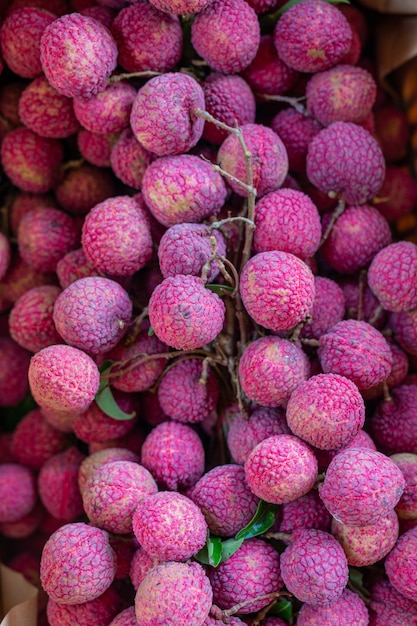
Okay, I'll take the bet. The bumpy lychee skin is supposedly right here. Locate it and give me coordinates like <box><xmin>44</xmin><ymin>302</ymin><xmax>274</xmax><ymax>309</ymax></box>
<box><xmin>53</xmin><ymin>276</ymin><xmax>132</xmax><ymax>355</ymax></box>
<box><xmin>279</xmin><ymin>490</ymin><xmax>331</xmax><ymax>534</ymax></box>
<box><xmin>391</xmin><ymin>453</ymin><xmax>417</xmax><ymax>519</ymax></box>
<box><xmin>306</xmin><ymin>121</ymin><xmax>385</xmax><ymax>205</ymax></box>
<box><xmin>245</xmin><ymin>434</ymin><xmax>318</xmax><ymax>505</ymax></box>
<box><xmin>190</xmin><ymin>464</ymin><xmax>259</xmax><ymax>537</ymax></box>
<box><xmin>297</xmin><ymin>588</ymin><xmax>369</xmax><ymax>626</ymax></box>
<box><xmin>318</xmin><ymin>319</ymin><xmax>393</xmax><ymax>390</ymax></box>
<box><xmin>389</xmin><ymin>309</ymin><xmax>417</xmax><ymax>356</ymax></box>
<box><xmin>1</xmin><ymin>127</ymin><xmax>63</xmax><ymax>193</ymax></box>
<box><xmin>369</xmin><ymin>579</ymin><xmax>417</xmax><ymax>626</ymax></box>
<box><xmin>9</xmin><ymin>191</ymin><xmax>58</xmax><ymax>236</ymax></box>
<box><xmin>306</xmin><ymin>64</ymin><xmax>376</xmax><ymax>126</ymax></box>
<box><xmin>132</xmin><ymin>491</ymin><xmax>207</xmax><ymax>561</ymax></box>
<box><xmin>273</xmin><ymin>0</ymin><xmax>351</xmax><ymax>73</ymax></box>
<box><xmin>321</xmin><ymin>204</ymin><xmax>392</xmax><ymax>274</ymax></box>
<box><xmin>253</xmin><ymin>188</ymin><xmax>321</xmax><ymax>259</ymax></box>
<box><xmin>56</xmin><ymin>248</ymin><xmax>98</xmax><ymax>289</ymax></box>
<box><xmin>372</xmin><ymin>385</ymin><xmax>417</xmax><ymax>455</ymax></box>
<box><xmin>148</xmin><ymin>274</ymin><xmax>225</xmax><ymax>350</ymax></box>
<box><xmin>301</xmin><ymin>276</ymin><xmax>345</xmax><ymax>341</ymax></box>
<box><xmin>40</xmin><ymin>13</ymin><xmax>118</xmax><ymax>98</ymax></box>
<box><xmin>130</xmin><ymin>547</ymin><xmax>161</xmax><ymax>590</ymax></box>
<box><xmin>242</xmin><ymin>34</ymin><xmax>298</xmax><ymax>96</ymax></box>
<box><xmin>111</xmin><ymin>2</ymin><xmax>182</xmax><ymax>73</ymax></box>
<box><xmin>158</xmin><ymin>223</ymin><xmax>226</xmax><ymax>282</ymax></box>
<box><xmin>18</xmin><ymin>207</ymin><xmax>79</xmax><ymax>273</ymax></box>
<box><xmin>73</xmin><ymin>81</ymin><xmax>136</xmax><ymax>134</ymax></box>
<box><xmin>9</xmin><ymin>284</ymin><xmax>62</xmax><ymax>352</ymax></box>
<box><xmin>0</xmin><ymin>336</ymin><xmax>31</xmax><ymax>406</ymax></box>
<box><xmin>11</xmin><ymin>407</ymin><xmax>68</xmax><ymax>470</ymax></box>
<box><xmin>82</xmin><ymin>196</ymin><xmax>152</xmax><ymax>276</ymax></box>
<box><xmin>208</xmin><ymin>538</ymin><xmax>282</xmax><ymax>613</ymax></box>
<box><xmin>368</xmin><ymin>241</ymin><xmax>417</xmax><ymax>313</ymax></box>
<box><xmin>217</xmin><ymin>123</ymin><xmax>288</xmax><ymax>198</ymax></box>
<box><xmin>108</xmin><ymin>606</ymin><xmax>137</xmax><ymax>626</ymax></box>
<box><xmin>377</xmin><ymin>165</ymin><xmax>417</xmax><ymax>223</ymax></box>
<box><xmin>271</xmin><ymin>108</ymin><xmax>322</xmax><ymax>174</ymax></box>
<box><xmin>82</xmin><ymin>460</ymin><xmax>158</xmax><ymax>534</ymax></box>
<box><xmin>77</xmin><ymin>129</ymin><xmax>118</xmax><ymax>168</ymax></box>
<box><xmin>110</xmin><ymin>127</ymin><xmax>155</xmax><ymax>189</ymax></box>
<box><xmin>201</xmin><ymin>73</ymin><xmax>256</xmax><ymax>144</ymax></box>
<box><xmin>72</xmin><ymin>391</ymin><xmax>137</xmax><ymax>443</ymax></box>
<box><xmin>319</xmin><ymin>447</ymin><xmax>405</xmax><ymax>526</ymax></box>
<box><xmin>130</xmin><ymin>72</ymin><xmax>205</xmax><ymax>156</ymax></box>
<box><xmin>0</xmin><ymin>463</ymin><xmax>36</xmax><ymax>523</ymax></box>
<box><xmin>28</xmin><ymin>344</ymin><xmax>100</xmax><ymax>413</ymax></box>
<box><xmin>0</xmin><ymin>7</ymin><xmax>56</xmax><ymax>78</ymax></box>
<box><xmin>227</xmin><ymin>406</ymin><xmax>290</xmax><ymax>465</ymax></box>
<box><xmin>135</xmin><ymin>561</ymin><xmax>212</xmax><ymax>626</ymax></box>
<box><xmin>38</xmin><ymin>446</ymin><xmax>85</xmax><ymax>521</ymax></box>
<box><xmin>374</xmin><ymin>104</ymin><xmax>409</xmax><ymax>164</ymax></box>
<box><xmin>286</xmin><ymin>374</ymin><xmax>365</xmax><ymax>450</ymax></box>
<box><xmin>148</xmin><ymin>0</ymin><xmax>212</xmax><ymax>14</ymax></box>
<box><xmin>331</xmin><ymin>509</ymin><xmax>399</xmax><ymax>567</ymax></box>
<box><xmin>55</xmin><ymin>164</ymin><xmax>117</xmax><ymax>217</ymax></box>
<box><xmin>142</xmin><ymin>154</ymin><xmax>227</xmax><ymax>227</ymax></box>
<box><xmin>239</xmin><ymin>336</ymin><xmax>309</xmax><ymax>407</ymax></box>
<box><xmin>40</xmin><ymin>522</ymin><xmax>117</xmax><ymax>605</ymax></box>
<box><xmin>281</xmin><ymin>528</ymin><xmax>348</xmax><ymax>606</ymax></box>
<box><xmin>341</xmin><ymin>277</ymin><xmax>386</xmax><ymax>329</ymax></box>
<box><xmin>46</xmin><ymin>586</ymin><xmax>121</xmax><ymax>626</ymax></box>
<box><xmin>385</xmin><ymin>527</ymin><xmax>417</xmax><ymax>601</ymax></box>
<box><xmin>191</xmin><ymin>0</ymin><xmax>259</xmax><ymax>74</ymax></box>
<box><xmin>157</xmin><ymin>358</ymin><xmax>219</xmax><ymax>424</ymax></box>
<box><xmin>240</xmin><ymin>251</ymin><xmax>315</xmax><ymax>332</ymax></box>
<box><xmin>78</xmin><ymin>447</ymin><xmax>140</xmax><ymax>495</ymax></box>
<box><xmin>18</xmin><ymin>76</ymin><xmax>80</xmax><ymax>138</ymax></box>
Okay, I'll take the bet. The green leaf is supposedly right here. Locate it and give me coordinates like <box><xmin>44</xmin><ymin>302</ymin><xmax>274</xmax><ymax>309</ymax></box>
<box><xmin>195</xmin><ymin>535</ymin><xmax>223</xmax><ymax>567</ymax></box>
<box><xmin>147</xmin><ymin>325</ymin><xmax>155</xmax><ymax>336</ymax></box>
<box><xmin>267</xmin><ymin>599</ymin><xmax>293</xmax><ymax>621</ymax></box>
<box><xmin>206</xmin><ymin>283</ymin><xmax>234</xmax><ymax>296</ymax></box>
<box><xmin>219</xmin><ymin>537</ymin><xmax>244</xmax><ymax>562</ymax></box>
<box><xmin>95</xmin><ymin>384</ymin><xmax>136</xmax><ymax>421</ymax></box>
<box><xmin>235</xmin><ymin>500</ymin><xmax>279</xmax><ymax>541</ymax></box>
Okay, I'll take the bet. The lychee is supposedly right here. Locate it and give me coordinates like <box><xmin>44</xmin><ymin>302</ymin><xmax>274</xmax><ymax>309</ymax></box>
<box><xmin>0</xmin><ymin>463</ymin><xmax>36</xmax><ymax>522</ymax></box>
<box><xmin>368</xmin><ymin>241</ymin><xmax>417</xmax><ymax>313</ymax></box>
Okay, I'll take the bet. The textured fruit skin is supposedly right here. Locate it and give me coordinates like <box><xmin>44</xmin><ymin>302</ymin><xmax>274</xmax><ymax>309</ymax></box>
<box><xmin>108</xmin><ymin>606</ymin><xmax>138</xmax><ymax>626</ymax></box>
<box><xmin>82</xmin><ymin>460</ymin><xmax>158</xmax><ymax>534</ymax></box>
<box><xmin>46</xmin><ymin>586</ymin><xmax>121</xmax><ymax>626</ymax></box>
<box><xmin>0</xmin><ymin>336</ymin><xmax>31</xmax><ymax>406</ymax></box>
<box><xmin>1</xmin><ymin>253</ymin><xmax>56</xmax><ymax>311</ymax></box>
<box><xmin>273</xmin><ymin>0</ymin><xmax>352</xmax><ymax>73</ymax></box>
<box><xmin>1</xmin><ymin>127</ymin><xmax>63</xmax><ymax>193</ymax></box>
<box><xmin>53</xmin><ymin>276</ymin><xmax>132</xmax><ymax>355</ymax></box>
<box><xmin>389</xmin><ymin>308</ymin><xmax>417</xmax><ymax>355</ymax></box>
<box><xmin>301</xmin><ymin>276</ymin><xmax>345</xmax><ymax>340</ymax></box>
<box><xmin>318</xmin><ymin>319</ymin><xmax>393</xmax><ymax>390</ymax></box>
<box><xmin>374</xmin><ymin>104</ymin><xmax>409</xmax><ymax>163</ymax></box>
<box><xmin>190</xmin><ymin>464</ymin><xmax>259</xmax><ymax>537</ymax></box>
<box><xmin>271</xmin><ymin>108</ymin><xmax>322</xmax><ymax>174</ymax></box>
<box><xmin>11</xmin><ymin>407</ymin><xmax>68</xmax><ymax>470</ymax></box>
<box><xmin>0</xmin><ymin>7</ymin><xmax>56</xmax><ymax>78</ymax></box>
<box><xmin>280</xmin><ymin>528</ymin><xmax>349</xmax><ymax>606</ymax></box>
<box><xmin>0</xmin><ymin>463</ymin><xmax>36</xmax><ymax>522</ymax></box>
<box><xmin>28</xmin><ymin>344</ymin><xmax>100</xmax><ymax>413</ymax></box>
<box><xmin>40</xmin><ymin>13</ymin><xmax>118</xmax><ymax>98</ymax></box>
<box><xmin>341</xmin><ymin>277</ymin><xmax>386</xmax><ymax>329</ymax></box>
<box><xmin>55</xmin><ymin>163</ymin><xmax>117</xmax><ymax>217</ymax></box>
<box><xmin>132</xmin><ymin>491</ymin><xmax>207</xmax><ymax>561</ymax></box>
<box><xmin>18</xmin><ymin>76</ymin><xmax>80</xmax><ymax>138</ymax></box>
<box><xmin>372</xmin><ymin>385</ymin><xmax>417</xmax><ymax>455</ymax></box>
<box><xmin>158</xmin><ymin>223</ymin><xmax>226</xmax><ymax>282</ymax></box>
<box><xmin>242</xmin><ymin>34</ymin><xmax>298</xmax><ymax>96</ymax></box>
<box><xmin>148</xmin><ymin>274</ymin><xmax>225</xmax><ymax>350</ymax></box>
<box><xmin>240</xmin><ymin>251</ymin><xmax>315</xmax><ymax>331</ymax></box>
<box><xmin>227</xmin><ymin>406</ymin><xmax>290</xmax><ymax>465</ymax></box>
<box><xmin>385</xmin><ymin>527</ymin><xmax>417</xmax><ymax>601</ymax></box>
<box><xmin>253</xmin><ymin>188</ymin><xmax>321</xmax><ymax>259</ymax></box>
<box><xmin>297</xmin><ymin>588</ymin><xmax>369</xmax><ymax>625</ymax></box>
<box><xmin>321</xmin><ymin>204</ymin><xmax>392</xmax><ymax>274</ymax></box>
<box><xmin>306</xmin><ymin>121</ymin><xmax>385</xmax><ymax>204</ymax></box>
<box><xmin>130</xmin><ymin>73</ymin><xmax>205</xmax><ymax>156</ymax></box>
<box><xmin>110</xmin><ymin>127</ymin><xmax>155</xmax><ymax>189</ymax></box>
<box><xmin>142</xmin><ymin>154</ymin><xmax>227</xmax><ymax>227</ymax></box>
<box><xmin>18</xmin><ymin>207</ymin><xmax>78</xmax><ymax>273</ymax></box>
<box><xmin>391</xmin><ymin>453</ymin><xmax>417</xmax><ymax>519</ymax></box>
<box><xmin>148</xmin><ymin>0</ymin><xmax>213</xmax><ymax>15</ymax></box>
<box><xmin>369</xmin><ymin>579</ymin><xmax>417</xmax><ymax>625</ymax></box>
<box><xmin>82</xmin><ymin>196</ymin><xmax>153</xmax><ymax>276</ymax></box>
<box><xmin>73</xmin><ymin>81</ymin><xmax>136</xmax><ymax>134</ymax></box>
<box><xmin>207</xmin><ymin>538</ymin><xmax>283</xmax><ymax>613</ymax></box>
<box><xmin>331</xmin><ymin>509</ymin><xmax>399</xmax><ymax>566</ymax></box>
<box><xmin>157</xmin><ymin>358</ymin><xmax>219</xmax><ymax>423</ymax></box>
<box><xmin>191</xmin><ymin>0</ymin><xmax>260</xmax><ymax>74</ymax></box>
<box><xmin>72</xmin><ymin>392</ymin><xmax>137</xmax><ymax>443</ymax></box>
<box><xmin>141</xmin><ymin>421</ymin><xmax>205</xmax><ymax>491</ymax></box>
<box><xmin>77</xmin><ymin>129</ymin><xmax>118</xmax><ymax>168</ymax></box>
<box><xmin>78</xmin><ymin>447</ymin><xmax>140</xmax><ymax>494</ymax></box>
<box><xmin>377</xmin><ymin>165</ymin><xmax>417</xmax><ymax>222</ymax></box>
<box><xmin>319</xmin><ymin>447</ymin><xmax>405</xmax><ymax>526</ymax></box>
<box><xmin>306</xmin><ymin>64</ymin><xmax>376</xmax><ymax>126</ymax></box>
<box><xmin>201</xmin><ymin>73</ymin><xmax>256</xmax><ymax>144</ymax></box>
<box><xmin>111</xmin><ymin>1</ymin><xmax>182</xmax><ymax>73</ymax></box>
<box><xmin>280</xmin><ymin>490</ymin><xmax>331</xmax><ymax>534</ymax></box>
<box><xmin>368</xmin><ymin>241</ymin><xmax>417</xmax><ymax>313</ymax></box>
<box><xmin>38</xmin><ymin>446</ymin><xmax>85</xmax><ymax>521</ymax></box>
<box><xmin>130</xmin><ymin>547</ymin><xmax>161</xmax><ymax>590</ymax></box>
<box><xmin>56</xmin><ymin>248</ymin><xmax>98</xmax><ymax>289</ymax></box>
<box><xmin>217</xmin><ymin>123</ymin><xmax>288</xmax><ymax>198</ymax></box>
<box><xmin>245</xmin><ymin>434</ymin><xmax>318</xmax><ymax>504</ymax></box>
<box><xmin>286</xmin><ymin>373</ymin><xmax>365</xmax><ymax>450</ymax></box>
<box><xmin>239</xmin><ymin>336</ymin><xmax>309</xmax><ymax>406</ymax></box>
<box><xmin>134</xmin><ymin>561</ymin><xmax>212</xmax><ymax>626</ymax></box>
<box><xmin>40</xmin><ymin>522</ymin><xmax>117</xmax><ymax>605</ymax></box>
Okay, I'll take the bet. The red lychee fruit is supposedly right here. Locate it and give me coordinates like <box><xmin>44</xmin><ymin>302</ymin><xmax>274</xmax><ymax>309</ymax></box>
<box><xmin>368</xmin><ymin>241</ymin><xmax>417</xmax><ymax>313</ymax></box>
<box><xmin>110</xmin><ymin>127</ymin><xmax>155</xmax><ymax>189</ymax></box>
<box><xmin>77</xmin><ymin>129</ymin><xmax>119</xmax><ymax>168</ymax></box>
<box><xmin>297</xmin><ymin>588</ymin><xmax>369</xmax><ymax>625</ymax></box>
<box><xmin>369</xmin><ymin>579</ymin><xmax>417</xmax><ymax>625</ymax></box>
<box><xmin>72</xmin><ymin>391</ymin><xmax>138</xmax><ymax>443</ymax></box>
<box><xmin>9</xmin><ymin>191</ymin><xmax>58</xmax><ymax>236</ymax></box>
<box><xmin>73</xmin><ymin>81</ymin><xmax>136</xmax><ymax>134</ymax></box>
<box><xmin>372</xmin><ymin>385</ymin><xmax>417</xmax><ymax>455</ymax></box>
<box><xmin>0</xmin><ymin>463</ymin><xmax>36</xmax><ymax>522</ymax></box>
<box><xmin>108</xmin><ymin>606</ymin><xmax>138</xmax><ymax>626</ymax></box>
<box><xmin>300</xmin><ymin>276</ymin><xmax>345</xmax><ymax>340</ymax></box>
<box><xmin>242</xmin><ymin>34</ymin><xmax>298</xmax><ymax>96</ymax></box>
<box><xmin>38</xmin><ymin>446</ymin><xmax>85</xmax><ymax>521</ymax></box>
<box><xmin>54</xmin><ymin>163</ymin><xmax>117</xmax><ymax>217</ymax></box>
<box><xmin>376</xmin><ymin>165</ymin><xmax>417</xmax><ymax>223</ymax></box>
<box><xmin>46</xmin><ymin>586</ymin><xmax>121</xmax><ymax>626</ymax></box>
<box><xmin>56</xmin><ymin>248</ymin><xmax>98</xmax><ymax>290</ymax></box>
<box><xmin>11</xmin><ymin>407</ymin><xmax>68</xmax><ymax>470</ymax></box>
<box><xmin>279</xmin><ymin>489</ymin><xmax>331</xmax><ymax>534</ymax></box>
<box><xmin>271</xmin><ymin>108</ymin><xmax>322</xmax><ymax>174</ymax></box>
<box><xmin>147</xmin><ymin>0</ymin><xmax>213</xmax><ymax>14</ymax></box>
<box><xmin>374</xmin><ymin>104</ymin><xmax>410</xmax><ymax>163</ymax></box>
<box><xmin>78</xmin><ymin>447</ymin><xmax>140</xmax><ymax>495</ymax></box>
<box><xmin>385</xmin><ymin>527</ymin><xmax>417</xmax><ymax>601</ymax></box>
<box><xmin>0</xmin><ymin>336</ymin><xmax>31</xmax><ymax>406</ymax></box>
<box><xmin>391</xmin><ymin>453</ymin><xmax>417</xmax><ymax>519</ymax></box>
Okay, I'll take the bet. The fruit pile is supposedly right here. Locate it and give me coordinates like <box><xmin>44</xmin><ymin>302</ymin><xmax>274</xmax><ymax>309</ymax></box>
<box><xmin>1</xmin><ymin>0</ymin><xmax>417</xmax><ymax>624</ymax></box>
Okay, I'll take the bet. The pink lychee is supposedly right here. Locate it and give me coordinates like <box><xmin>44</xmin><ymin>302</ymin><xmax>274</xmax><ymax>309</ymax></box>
<box><xmin>38</xmin><ymin>446</ymin><xmax>85</xmax><ymax>521</ymax></box>
<box><xmin>368</xmin><ymin>241</ymin><xmax>417</xmax><ymax>313</ymax></box>
<box><xmin>0</xmin><ymin>463</ymin><xmax>36</xmax><ymax>522</ymax></box>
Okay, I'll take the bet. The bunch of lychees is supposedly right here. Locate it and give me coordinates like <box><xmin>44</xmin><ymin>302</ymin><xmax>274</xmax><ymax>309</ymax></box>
<box><xmin>1</xmin><ymin>0</ymin><xmax>417</xmax><ymax>625</ymax></box>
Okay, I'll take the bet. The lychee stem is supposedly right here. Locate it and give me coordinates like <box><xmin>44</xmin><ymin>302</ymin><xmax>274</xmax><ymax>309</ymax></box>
<box><xmin>382</xmin><ymin>381</ymin><xmax>393</xmax><ymax>403</ymax></box>
<box><xmin>123</xmin><ymin>307</ymin><xmax>149</xmax><ymax>346</ymax></box>
<box><xmin>252</xmin><ymin>597</ymin><xmax>284</xmax><ymax>626</ymax></box>
<box><xmin>200</xmin><ymin>155</ymin><xmax>256</xmax><ymax>197</ymax></box>
<box><xmin>217</xmin><ymin>591</ymin><xmax>285</xmax><ymax>618</ymax></box>
<box><xmin>319</xmin><ymin>198</ymin><xmax>346</xmax><ymax>246</ymax></box>
<box><xmin>109</xmin><ymin>70</ymin><xmax>162</xmax><ymax>83</ymax></box>
<box><xmin>208</xmin><ymin>216</ymin><xmax>255</xmax><ymax>232</ymax></box>
<box><xmin>254</xmin><ymin>92</ymin><xmax>306</xmax><ymax>115</ymax></box>
<box><xmin>368</xmin><ymin>303</ymin><xmax>383</xmax><ymax>327</ymax></box>
<box><xmin>300</xmin><ymin>337</ymin><xmax>319</xmax><ymax>348</ymax></box>
<box><xmin>62</xmin><ymin>157</ymin><xmax>85</xmax><ymax>171</ymax></box>
<box><xmin>264</xmin><ymin>531</ymin><xmax>292</xmax><ymax>543</ymax></box>
<box><xmin>290</xmin><ymin>315</ymin><xmax>312</xmax><ymax>342</ymax></box>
